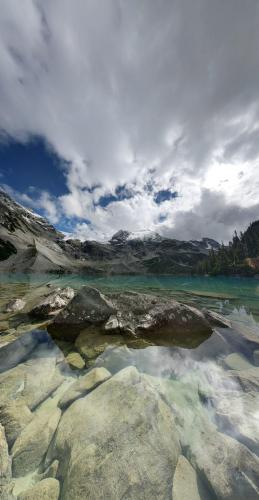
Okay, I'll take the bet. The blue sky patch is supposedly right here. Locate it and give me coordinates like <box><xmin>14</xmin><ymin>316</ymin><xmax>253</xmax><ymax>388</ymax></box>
<box><xmin>154</xmin><ymin>189</ymin><xmax>178</xmax><ymax>204</ymax></box>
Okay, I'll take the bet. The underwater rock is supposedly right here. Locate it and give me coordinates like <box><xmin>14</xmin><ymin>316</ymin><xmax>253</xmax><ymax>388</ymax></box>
<box><xmin>75</xmin><ymin>327</ymin><xmax>127</xmax><ymax>362</ymax></box>
<box><xmin>0</xmin><ymin>332</ymin><xmax>39</xmax><ymax>373</ymax></box>
<box><xmin>12</xmin><ymin>405</ymin><xmax>61</xmax><ymax>477</ymax></box>
<box><xmin>58</xmin><ymin>367</ymin><xmax>111</xmax><ymax>409</ymax></box>
<box><xmin>65</xmin><ymin>351</ymin><xmax>85</xmax><ymax>370</ymax></box>
<box><xmin>229</xmin><ymin>366</ymin><xmax>259</xmax><ymax>392</ymax></box>
<box><xmin>253</xmin><ymin>349</ymin><xmax>259</xmax><ymax>367</ymax></box>
<box><xmin>50</xmin><ymin>366</ymin><xmax>181</xmax><ymax>500</ymax></box>
<box><xmin>37</xmin><ymin>460</ymin><xmax>59</xmax><ymax>480</ymax></box>
<box><xmin>172</xmin><ymin>455</ymin><xmax>202</xmax><ymax>500</ymax></box>
<box><xmin>17</xmin><ymin>478</ymin><xmax>60</xmax><ymax>500</ymax></box>
<box><xmin>224</xmin><ymin>352</ymin><xmax>253</xmax><ymax>371</ymax></box>
<box><xmin>0</xmin><ymin>400</ymin><xmax>33</xmax><ymax>448</ymax></box>
<box><xmin>202</xmin><ymin>309</ymin><xmax>232</xmax><ymax>328</ymax></box>
<box><xmin>29</xmin><ymin>287</ymin><xmax>75</xmax><ymax>318</ymax></box>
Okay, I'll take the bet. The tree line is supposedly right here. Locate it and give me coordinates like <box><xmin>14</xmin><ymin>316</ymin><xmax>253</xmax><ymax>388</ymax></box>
<box><xmin>196</xmin><ymin>220</ymin><xmax>259</xmax><ymax>276</ymax></box>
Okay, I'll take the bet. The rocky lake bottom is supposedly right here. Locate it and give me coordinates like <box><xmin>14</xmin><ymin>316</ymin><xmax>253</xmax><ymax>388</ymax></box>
<box><xmin>0</xmin><ymin>274</ymin><xmax>259</xmax><ymax>499</ymax></box>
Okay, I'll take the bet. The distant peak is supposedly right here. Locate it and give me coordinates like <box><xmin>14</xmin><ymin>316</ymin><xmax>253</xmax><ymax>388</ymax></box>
<box><xmin>110</xmin><ymin>229</ymin><xmax>162</xmax><ymax>243</ymax></box>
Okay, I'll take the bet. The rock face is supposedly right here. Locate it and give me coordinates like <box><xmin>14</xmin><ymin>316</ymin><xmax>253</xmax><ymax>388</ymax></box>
<box><xmin>49</xmin><ymin>287</ymin><xmax>213</xmax><ymax>349</ymax></box>
<box><xmin>29</xmin><ymin>287</ymin><xmax>75</xmax><ymax>318</ymax></box>
<box><xmin>18</xmin><ymin>478</ymin><xmax>60</xmax><ymax>500</ymax></box>
<box><xmin>12</xmin><ymin>404</ymin><xmax>61</xmax><ymax>477</ymax></box>
<box><xmin>50</xmin><ymin>366</ymin><xmax>181</xmax><ymax>500</ymax></box>
<box><xmin>58</xmin><ymin>367</ymin><xmax>111</xmax><ymax>409</ymax></box>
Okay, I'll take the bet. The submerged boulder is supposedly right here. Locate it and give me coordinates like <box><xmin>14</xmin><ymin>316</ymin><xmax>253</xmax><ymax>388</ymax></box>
<box><xmin>172</xmin><ymin>455</ymin><xmax>203</xmax><ymax>500</ymax></box>
<box><xmin>49</xmin><ymin>366</ymin><xmax>181</xmax><ymax>500</ymax></box>
<box><xmin>0</xmin><ymin>424</ymin><xmax>12</xmax><ymax>499</ymax></box>
<box><xmin>0</xmin><ymin>400</ymin><xmax>33</xmax><ymax>448</ymax></box>
<box><xmin>17</xmin><ymin>478</ymin><xmax>60</xmax><ymax>500</ymax></box>
<box><xmin>59</xmin><ymin>367</ymin><xmax>111</xmax><ymax>409</ymax></box>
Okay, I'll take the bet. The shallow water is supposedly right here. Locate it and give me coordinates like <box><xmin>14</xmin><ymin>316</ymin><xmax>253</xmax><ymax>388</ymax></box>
<box><xmin>0</xmin><ymin>274</ymin><xmax>259</xmax><ymax>499</ymax></box>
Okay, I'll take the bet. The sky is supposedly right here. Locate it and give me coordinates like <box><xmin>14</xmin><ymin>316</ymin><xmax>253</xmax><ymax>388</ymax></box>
<box><xmin>0</xmin><ymin>0</ymin><xmax>259</xmax><ymax>242</ymax></box>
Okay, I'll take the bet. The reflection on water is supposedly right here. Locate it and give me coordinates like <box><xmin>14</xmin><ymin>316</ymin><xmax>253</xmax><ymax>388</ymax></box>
<box><xmin>0</xmin><ymin>274</ymin><xmax>259</xmax><ymax>498</ymax></box>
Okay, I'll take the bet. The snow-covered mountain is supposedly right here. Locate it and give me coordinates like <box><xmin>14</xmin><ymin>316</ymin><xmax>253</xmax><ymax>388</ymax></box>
<box><xmin>0</xmin><ymin>190</ymin><xmax>220</xmax><ymax>274</ymax></box>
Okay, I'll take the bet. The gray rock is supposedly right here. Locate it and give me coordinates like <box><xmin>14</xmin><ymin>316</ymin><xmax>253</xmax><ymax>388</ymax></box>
<box><xmin>172</xmin><ymin>455</ymin><xmax>202</xmax><ymax>500</ymax></box>
<box><xmin>49</xmin><ymin>286</ymin><xmax>116</xmax><ymax>340</ymax></box>
<box><xmin>58</xmin><ymin>367</ymin><xmax>111</xmax><ymax>409</ymax></box>
<box><xmin>50</xmin><ymin>366</ymin><xmax>181</xmax><ymax>500</ymax></box>
<box><xmin>4</xmin><ymin>299</ymin><xmax>26</xmax><ymax>313</ymax></box>
<box><xmin>224</xmin><ymin>353</ymin><xmax>253</xmax><ymax>371</ymax></box>
<box><xmin>186</xmin><ymin>417</ymin><xmax>259</xmax><ymax>500</ymax></box>
<box><xmin>12</xmin><ymin>404</ymin><xmax>61</xmax><ymax>477</ymax></box>
<box><xmin>29</xmin><ymin>287</ymin><xmax>75</xmax><ymax>318</ymax></box>
<box><xmin>18</xmin><ymin>478</ymin><xmax>60</xmax><ymax>500</ymax></box>
<box><xmin>0</xmin><ymin>424</ymin><xmax>13</xmax><ymax>499</ymax></box>
<box><xmin>0</xmin><ymin>400</ymin><xmax>33</xmax><ymax>448</ymax></box>
<box><xmin>0</xmin><ymin>354</ymin><xmax>64</xmax><ymax>410</ymax></box>
<box><xmin>202</xmin><ymin>308</ymin><xmax>232</xmax><ymax>328</ymax></box>
<box><xmin>213</xmin><ymin>391</ymin><xmax>259</xmax><ymax>456</ymax></box>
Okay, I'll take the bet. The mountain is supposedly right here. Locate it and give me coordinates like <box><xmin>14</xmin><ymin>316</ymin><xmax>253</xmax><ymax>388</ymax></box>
<box><xmin>0</xmin><ymin>190</ymin><xmax>220</xmax><ymax>274</ymax></box>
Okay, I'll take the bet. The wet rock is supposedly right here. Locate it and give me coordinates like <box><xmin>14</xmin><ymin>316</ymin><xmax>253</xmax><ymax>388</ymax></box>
<box><xmin>186</xmin><ymin>418</ymin><xmax>259</xmax><ymax>500</ymax></box>
<box><xmin>0</xmin><ymin>335</ymin><xmax>65</xmax><ymax>410</ymax></box>
<box><xmin>50</xmin><ymin>366</ymin><xmax>181</xmax><ymax>500</ymax></box>
<box><xmin>224</xmin><ymin>353</ymin><xmax>253</xmax><ymax>371</ymax></box>
<box><xmin>202</xmin><ymin>309</ymin><xmax>232</xmax><ymax>328</ymax></box>
<box><xmin>58</xmin><ymin>367</ymin><xmax>111</xmax><ymax>409</ymax></box>
<box><xmin>29</xmin><ymin>287</ymin><xmax>75</xmax><ymax>318</ymax></box>
<box><xmin>75</xmin><ymin>327</ymin><xmax>126</xmax><ymax>362</ymax></box>
<box><xmin>0</xmin><ymin>400</ymin><xmax>33</xmax><ymax>448</ymax></box>
<box><xmin>65</xmin><ymin>351</ymin><xmax>85</xmax><ymax>370</ymax></box>
<box><xmin>0</xmin><ymin>332</ymin><xmax>39</xmax><ymax>373</ymax></box>
<box><xmin>0</xmin><ymin>424</ymin><xmax>13</xmax><ymax>499</ymax></box>
<box><xmin>17</xmin><ymin>478</ymin><xmax>60</xmax><ymax>500</ymax></box>
<box><xmin>4</xmin><ymin>299</ymin><xmax>26</xmax><ymax>313</ymax></box>
<box><xmin>49</xmin><ymin>286</ymin><xmax>116</xmax><ymax>340</ymax></box>
<box><xmin>12</xmin><ymin>405</ymin><xmax>61</xmax><ymax>477</ymax></box>
<box><xmin>172</xmin><ymin>455</ymin><xmax>202</xmax><ymax>500</ymax></box>
<box><xmin>213</xmin><ymin>391</ymin><xmax>259</xmax><ymax>456</ymax></box>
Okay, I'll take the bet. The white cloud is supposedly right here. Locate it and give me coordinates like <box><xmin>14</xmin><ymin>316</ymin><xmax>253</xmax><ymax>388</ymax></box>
<box><xmin>0</xmin><ymin>0</ymin><xmax>259</xmax><ymax>240</ymax></box>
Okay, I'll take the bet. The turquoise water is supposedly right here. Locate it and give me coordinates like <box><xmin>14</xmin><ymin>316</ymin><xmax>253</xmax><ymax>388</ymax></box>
<box><xmin>1</xmin><ymin>274</ymin><xmax>259</xmax><ymax>498</ymax></box>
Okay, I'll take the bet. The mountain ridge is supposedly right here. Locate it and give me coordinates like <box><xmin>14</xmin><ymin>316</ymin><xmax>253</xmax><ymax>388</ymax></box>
<box><xmin>0</xmin><ymin>190</ymin><xmax>229</xmax><ymax>275</ymax></box>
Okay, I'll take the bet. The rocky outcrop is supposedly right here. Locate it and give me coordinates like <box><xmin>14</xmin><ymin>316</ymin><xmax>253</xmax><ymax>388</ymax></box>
<box><xmin>17</xmin><ymin>478</ymin><xmax>60</xmax><ymax>500</ymax></box>
<box><xmin>49</xmin><ymin>287</ymin><xmax>213</xmax><ymax>350</ymax></box>
<box><xmin>58</xmin><ymin>367</ymin><xmax>111</xmax><ymax>409</ymax></box>
<box><xmin>50</xmin><ymin>366</ymin><xmax>181</xmax><ymax>500</ymax></box>
<box><xmin>29</xmin><ymin>287</ymin><xmax>75</xmax><ymax>318</ymax></box>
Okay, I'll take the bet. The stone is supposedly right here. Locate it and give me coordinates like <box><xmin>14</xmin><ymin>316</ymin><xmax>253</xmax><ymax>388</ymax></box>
<box><xmin>0</xmin><ymin>344</ymin><xmax>64</xmax><ymax>410</ymax></box>
<box><xmin>172</xmin><ymin>455</ymin><xmax>202</xmax><ymax>500</ymax></box>
<box><xmin>50</xmin><ymin>366</ymin><xmax>181</xmax><ymax>499</ymax></box>
<box><xmin>0</xmin><ymin>332</ymin><xmax>39</xmax><ymax>373</ymax></box>
<box><xmin>12</xmin><ymin>405</ymin><xmax>61</xmax><ymax>477</ymax></box>
<box><xmin>230</xmin><ymin>366</ymin><xmax>259</xmax><ymax>392</ymax></box>
<box><xmin>253</xmin><ymin>349</ymin><xmax>259</xmax><ymax>367</ymax></box>
<box><xmin>0</xmin><ymin>424</ymin><xmax>12</xmax><ymax>499</ymax></box>
<box><xmin>213</xmin><ymin>391</ymin><xmax>259</xmax><ymax>456</ymax></box>
<box><xmin>49</xmin><ymin>286</ymin><xmax>116</xmax><ymax>340</ymax></box>
<box><xmin>202</xmin><ymin>308</ymin><xmax>232</xmax><ymax>328</ymax></box>
<box><xmin>224</xmin><ymin>353</ymin><xmax>253</xmax><ymax>371</ymax></box>
<box><xmin>58</xmin><ymin>367</ymin><xmax>111</xmax><ymax>409</ymax></box>
<box><xmin>0</xmin><ymin>400</ymin><xmax>33</xmax><ymax>448</ymax></box>
<box><xmin>4</xmin><ymin>299</ymin><xmax>26</xmax><ymax>313</ymax></box>
<box><xmin>18</xmin><ymin>478</ymin><xmax>60</xmax><ymax>500</ymax></box>
<box><xmin>38</xmin><ymin>460</ymin><xmax>59</xmax><ymax>480</ymax></box>
<box><xmin>0</xmin><ymin>321</ymin><xmax>9</xmax><ymax>332</ymax></box>
<box><xmin>186</xmin><ymin>417</ymin><xmax>259</xmax><ymax>500</ymax></box>
<box><xmin>29</xmin><ymin>287</ymin><xmax>75</xmax><ymax>318</ymax></box>
<box><xmin>65</xmin><ymin>352</ymin><xmax>85</xmax><ymax>370</ymax></box>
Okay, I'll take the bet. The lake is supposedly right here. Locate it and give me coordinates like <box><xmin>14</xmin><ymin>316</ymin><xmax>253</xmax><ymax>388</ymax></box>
<box><xmin>0</xmin><ymin>274</ymin><xmax>259</xmax><ymax>499</ymax></box>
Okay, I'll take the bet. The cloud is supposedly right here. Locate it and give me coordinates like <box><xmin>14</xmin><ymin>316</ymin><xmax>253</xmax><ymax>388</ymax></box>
<box><xmin>0</xmin><ymin>0</ymin><xmax>259</xmax><ymax>240</ymax></box>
